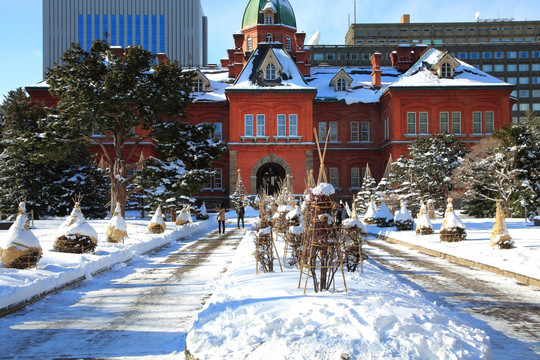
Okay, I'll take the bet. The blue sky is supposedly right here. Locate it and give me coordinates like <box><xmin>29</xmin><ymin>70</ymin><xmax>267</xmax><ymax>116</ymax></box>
<box><xmin>1</xmin><ymin>0</ymin><xmax>539</xmax><ymax>100</ymax></box>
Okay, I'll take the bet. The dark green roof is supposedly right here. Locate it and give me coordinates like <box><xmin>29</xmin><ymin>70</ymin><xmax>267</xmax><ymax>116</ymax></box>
<box><xmin>242</xmin><ymin>0</ymin><xmax>297</xmax><ymax>29</ymax></box>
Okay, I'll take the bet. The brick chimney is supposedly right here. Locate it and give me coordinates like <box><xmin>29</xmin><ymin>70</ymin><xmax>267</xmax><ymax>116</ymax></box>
<box><xmin>370</xmin><ymin>52</ymin><xmax>382</xmax><ymax>89</ymax></box>
<box><xmin>110</xmin><ymin>46</ymin><xmax>125</xmax><ymax>59</ymax></box>
<box><xmin>295</xmin><ymin>32</ymin><xmax>306</xmax><ymax>50</ymax></box>
<box><xmin>156</xmin><ymin>53</ymin><xmax>169</xmax><ymax>64</ymax></box>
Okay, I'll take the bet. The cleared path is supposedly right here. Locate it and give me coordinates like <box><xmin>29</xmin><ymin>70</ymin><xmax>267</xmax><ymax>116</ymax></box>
<box><xmin>365</xmin><ymin>237</ymin><xmax>540</xmax><ymax>360</ymax></box>
<box><xmin>0</xmin><ymin>223</ymin><xmax>246</xmax><ymax>360</ymax></box>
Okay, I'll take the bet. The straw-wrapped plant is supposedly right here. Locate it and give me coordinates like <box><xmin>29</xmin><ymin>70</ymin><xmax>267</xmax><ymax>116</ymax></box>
<box><xmin>284</xmin><ymin>204</ymin><xmax>304</xmax><ymax>266</ymax></box>
<box><xmin>106</xmin><ymin>202</ymin><xmax>128</xmax><ymax>243</ymax></box>
<box><xmin>1</xmin><ymin>202</ymin><xmax>42</xmax><ymax>269</ymax></box>
<box><xmin>362</xmin><ymin>199</ymin><xmax>378</xmax><ymax>225</ymax></box>
<box><xmin>439</xmin><ymin>198</ymin><xmax>467</xmax><ymax>242</ymax></box>
<box><xmin>415</xmin><ymin>201</ymin><xmax>434</xmax><ymax>235</ymax></box>
<box><xmin>176</xmin><ymin>204</ymin><xmax>192</xmax><ymax>226</ymax></box>
<box><xmin>490</xmin><ymin>201</ymin><xmax>514</xmax><ymax>249</ymax></box>
<box><xmin>375</xmin><ymin>201</ymin><xmax>394</xmax><ymax>228</ymax></box>
<box><xmin>54</xmin><ymin>199</ymin><xmax>98</xmax><ymax>253</ymax></box>
<box><xmin>195</xmin><ymin>202</ymin><xmax>209</xmax><ymax>220</ymax></box>
<box><xmin>148</xmin><ymin>205</ymin><xmax>166</xmax><ymax>234</ymax></box>
<box><xmin>341</xmin><ymin>203</ymin><xmax>368</xmax><ymax>272</ymax></box>
<box><xmin>394</xmin><ymin>201</ymin><xmax>414</xmax><ymax>231</ymax></box>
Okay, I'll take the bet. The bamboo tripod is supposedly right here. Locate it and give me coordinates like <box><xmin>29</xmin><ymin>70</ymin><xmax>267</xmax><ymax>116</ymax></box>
<box><xmin>297</xmin><ymin>128</ymin><xmax>347</xmax><ymax>293</ymax></box>
<box><xmin>254</xmin><ymin>195</ymin><xmax>283</xmax><ymax>275</ymax></box>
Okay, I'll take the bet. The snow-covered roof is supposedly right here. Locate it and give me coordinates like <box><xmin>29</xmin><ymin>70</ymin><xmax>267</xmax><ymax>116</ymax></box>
<box><xmin>387</xmin><ymin>48</ymin><xmax>512</xmax><ymax>90</ymax></box>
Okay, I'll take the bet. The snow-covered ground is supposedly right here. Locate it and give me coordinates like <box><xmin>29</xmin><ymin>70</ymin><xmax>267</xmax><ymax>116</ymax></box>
<box><xmin>1</xmin><ymin>208</ymin><xmax>539</xmax><ymax>359</ymax></box>
<box><xmin>367</xmin><ymin>218</ymin><xmax>540</xmax><ymax>281</ymax></box>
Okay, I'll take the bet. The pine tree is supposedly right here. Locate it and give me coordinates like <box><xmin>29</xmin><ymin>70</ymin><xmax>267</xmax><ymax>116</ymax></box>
<box><xmin>390</xmin><ymin>133</ymin><xmax>466</xmax><ymax>213</ymax></box>
<box><xmin>355</xmin><ymin>164</ymin><xmax>376</xmax><ymax>214</ymax></box>
<box><xmin>0</xmin><ymin>88</ymin><xmax>108</xmax><ymax>219</ymax></box>
<box><xmin>45</xmin><ymin>40</ymin><xmax>220</xmax><ymax>216</ymax></box>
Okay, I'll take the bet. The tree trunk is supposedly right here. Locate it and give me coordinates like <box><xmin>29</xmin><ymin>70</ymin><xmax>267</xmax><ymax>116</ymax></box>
<box><xmin>110</xmin><ymin>160</ymin><xmax>128</xmax><ymax>218</ymax></box>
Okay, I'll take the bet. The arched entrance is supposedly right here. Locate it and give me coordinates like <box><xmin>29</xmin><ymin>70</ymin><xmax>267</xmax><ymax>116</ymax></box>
<box><xmin>256</xmin><ymin>162</ymin><xmax>286</xmax><ymax>196</ymax></box>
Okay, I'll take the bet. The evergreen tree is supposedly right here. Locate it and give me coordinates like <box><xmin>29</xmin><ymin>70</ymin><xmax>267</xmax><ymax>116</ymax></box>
<box><xmin>453</xmin><ymin>137</ymin><xmax>522</xmax><ymax>218</ymax></box>
<box><xmin>355</xmin><ymin>164</ymin><xmax>377</xmax><ymax>214</ymax></box>
<box><xmin>0</xmin><ymin>88</ymin><xmax>108</xmax><ymax>219</ymax></box>
<box><xmin>45</xmin><ymin>40</ymin><xmax>217</xmax><ymax>216</ymax></box>
<box><xmin>390</xmin><ymin>133</ymin><xmax>467</xmax><ymax>213</ymax></box>
<box><xmin>136</xmin><ymin>121</ymin><xmax>225</xmax><ymax>208</ymax></box>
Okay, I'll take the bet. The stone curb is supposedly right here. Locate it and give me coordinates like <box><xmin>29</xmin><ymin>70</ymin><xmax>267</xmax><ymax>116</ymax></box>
<box><xmin>373</xmin><ymin>233</ymin><xmax>540</xmax><ymax>289</ymax></box>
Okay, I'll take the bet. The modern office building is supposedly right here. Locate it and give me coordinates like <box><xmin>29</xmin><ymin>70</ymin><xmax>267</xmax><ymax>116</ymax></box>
<box><xmin>312</xmin><ymin>16</ymin><xmax>540</xmax><ymax>122</ymax></box>
<box><xmin>43</xmin><ymin>0</ymin><xmax>207</xmax><ymax>72</ymax></box>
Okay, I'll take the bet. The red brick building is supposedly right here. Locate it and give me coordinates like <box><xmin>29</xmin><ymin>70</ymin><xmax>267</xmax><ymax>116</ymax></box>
<box><xmin>27</xmin><ymin>0</ymin><xmax>515</xmax><ymax>205</ymax></box>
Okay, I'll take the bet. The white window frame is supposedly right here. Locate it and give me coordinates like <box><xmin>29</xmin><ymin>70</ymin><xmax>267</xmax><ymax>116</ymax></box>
<box><xmin>266</xmin><ymin>33</ymin><xmax>273</xmax><ymax>42</ymax></box>
<box><xmin>193</xmin><ymin>78</ymin><xmax>204</xmax><ymax>92</ymax></box>
<box><xmin>256</xmin><ymin>114</ymin><xmax>265</xmax><ymax>136</ymax></box>
<box><xmin>351</xmin><ymin>167</ymin><xmax>360</xmax><ymax>188</ymax></box>
<box><xmin>350</xmin><ymin>121</ymin><xmax>359</xmax><ymax>142</ymax></box>
<box><xmin>419</xmin><ymin>112</ymin><xmax>428</xmax><ymax>134</ymax></box>
<box><xmin>265</xmin><ymin>63</ymin><xmax>276</xmax><ymax>80</ymax></box>
<box><xmin>473</xmin><ymin>112</ymin><xmax>482</xmax><ymax>134</ymax></box>
<box><xmin>286</xmin><ymin>35</ymin><xmax>291</xmax><ymax>51</ymax></box>
<box><xmin>452</xmin><ymin>112</ymin><xmax>462</xmax><ymax>134</ymax></box>
<box><xmin>245</xmin><ymin>114</ymin><xmax>254</xmax><ymax>136</ymax></box>
<box><xmin>336</xmin><ymin>78</ymin><xmax>347</xmax><ymax>92</ymax></box>
<box><xmin>441</xmin><ymin>62</ymin><xmax>452</xmax><ymax>78</ymax></box>
<box><xmin>329</xmin><ymin>167</ymin><xmax>339</xmax><ymax>188</ymax></box>
<box><xmin>407</xmin><ymin>112</ymin><xmax>416</xmax><ymax>134</ymax></box>
<box><xmin>329</xmin><ymin>121</ymin><xmax>338</xmax><ymax>142</ymax></box>
<box><xmin>361</xmin><ymin>121</ymin><xmax>370</xmax><ymax>141</ymax></box>
<box><xmin>318</xmin><ymin>122</ymin><xmax>327</xmax><ymax>140</ymax></box>
<box><xmin>485</xmin><ymin>112</ymin><xmax>494</xmax><ymax>134</ymax></box>
<box><xmin>213</xmin><ymin>168</ymin><xmax>222</xmax><ymax>189</ymax></box>
<box><xmin>289</xmin><ymin>114</ymin><xmax>298</xmax><ymax>136</ymax></box>
<box><xmin>277</xmin><ymin>114</ymin><xmax>286</xmax><ymax>136</ymax></box>
<box><xmin>247</xmin><ymin>35</ymin><xmax>253</xmax><ymax>51</ymax></box>
<box><xmin>440</xmin><ymin>112</ymin><xmax>449</xmax><ymax>133</ymax></box>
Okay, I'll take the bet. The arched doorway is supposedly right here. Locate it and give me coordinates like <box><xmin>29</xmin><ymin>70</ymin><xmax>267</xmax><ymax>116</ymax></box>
<box><xmin>256</xmin><ymin>162</ymin><xmax>286</xmax><ymax>196</ymax></box>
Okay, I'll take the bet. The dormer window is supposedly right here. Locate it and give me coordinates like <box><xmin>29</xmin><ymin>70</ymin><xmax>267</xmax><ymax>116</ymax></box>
<box><xmin>266</xmin><ymin>33</ymin><xmax>273</xmax><ymax>42</ymax></box>
<box><xmin>247</xmin><ymin>35</ymin><xmax>253</xmax><ymax>51</ymax></box>
<box><xmin>441</xmin><ymin>62</ymin><xmax>452</xmax><ymax>78</ymax></box>
<box><xmin>337</xmin><ymin>78</ymin><xmax>347</xmax><ymax>92</ymax></box>
<box><xmin>265</xmin><ymin>14</ymin><xmax>273</xmax><ymax>24</ymax></box>
<box><xmin>330</xmin><ymin>68</ymin><xmax>353</xmax><ymax>92</ymax></box>
<box><xmin>193</xmin><ymin>78</ymin><xmax>204</xmax><ymax>92</ymax></box>
<box><xmin>265</xmin><ymin>63</ymin><xmax>277</xmax><ymax>80</ymax></box>
<box><xmin>286</xmin><ymin>36</ymin><xmax>291</xmax><ymax>51</ymax></box>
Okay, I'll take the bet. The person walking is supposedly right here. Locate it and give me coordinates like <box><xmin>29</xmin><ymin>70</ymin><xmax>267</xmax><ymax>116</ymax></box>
<box><xmin>216</xmin><ymin>203</ymin><xmax>226</xmax><ymax>234</ymax></box>
<box><xmin>236</xmin><ymin>201</ymin><xmax>245</xmax><ymax>229</ymax></box>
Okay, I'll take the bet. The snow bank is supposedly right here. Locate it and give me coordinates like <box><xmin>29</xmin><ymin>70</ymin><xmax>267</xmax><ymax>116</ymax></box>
<box><xmin>0</xmin><ymin>218</ymin><xmax>215</xmax><ymax>310</ymax></box>
<box><xmin>186</xmin><ymin>230</ymin><xmax>491</xmax><ymax>359</ymax></box>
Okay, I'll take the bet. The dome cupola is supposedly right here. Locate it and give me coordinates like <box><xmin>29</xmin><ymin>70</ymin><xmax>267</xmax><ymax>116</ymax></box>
<box><xmin>242</xmin><ymin>0</ymin><xmax>297</xmax><ymax>29</ymax></box>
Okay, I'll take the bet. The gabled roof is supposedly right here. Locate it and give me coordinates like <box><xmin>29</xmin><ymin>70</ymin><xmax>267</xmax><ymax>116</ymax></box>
<box><xmin>228</xmin><ymin>44</ymin><xmax>312</xmax><ymax>91</ymax></box>
<box><xmin>387</xmin><ymin>48</ymin><xmax>513</xmax><ymax>90</ymax></box>
<box><xmin>329</xmin><ymin>68</ymin><xmax>354</xmax><ymax>89</ymax></box>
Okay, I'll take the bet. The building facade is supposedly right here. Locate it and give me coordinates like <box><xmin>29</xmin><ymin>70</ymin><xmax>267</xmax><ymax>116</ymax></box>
<box><xmin>29</xmin><ymin>1</ymin><xmax>515</xmax><ymax>207</ymax></box>
<box><xmin>43</xmin><ymin>0</ymin><xmax>207</xmax><ymax>72</ymax></box>
<box><xmin>312</xmin><ymin>15</ymin><xmax>540</xmax><ymax>122</ymax></box>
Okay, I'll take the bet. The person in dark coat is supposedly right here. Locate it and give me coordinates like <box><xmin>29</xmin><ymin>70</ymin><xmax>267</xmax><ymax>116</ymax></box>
<box><xmin>236</xmin><ymin>201</ymin><xmax>245</xmax><ymax>229</ymax></box>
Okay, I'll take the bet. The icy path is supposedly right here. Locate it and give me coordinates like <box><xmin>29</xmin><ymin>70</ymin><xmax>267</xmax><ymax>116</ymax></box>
<box><xmin>0</xmin><ymin>223</ymin><xmax>245</xmax><ymax>360</ymax></box>
<box><xmin>365</xmin><ymin>237</ymin><xmax>540</xmax><ymax>360</ymax></box>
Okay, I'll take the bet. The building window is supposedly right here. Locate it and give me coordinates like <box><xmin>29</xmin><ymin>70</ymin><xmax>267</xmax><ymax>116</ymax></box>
<box><xmin>469</xmin><ymin>52</ymin><xmax>480</xmax><ymax>59</ymax></box>
<box><xmin>494</xmin><ymin>51</ymin><xmax>504</xmax><ymax>59</ymax></box>
<box><xmin>485</xmin><ymin>112</ymin><xmax>494</xmax><ymax>134</ymax></box>
<box><xmin>277</xmin><ymin>114</ymin><xmax>286</xmax><ymax>136</ymax></box>
<box><xmin>507</xmin><ymin>51</ymin><xmax>517</xmax><ymax>59</ymax></box>
<box><xmin>245</xmin><ymin>114</ymin><xmax>253</xmax><ymax>136</ymax></box>
<box><xmin>473</xmin><ymin>112</ymin><xmax>482</xmax><ymax>133</ymax></box>
<box><xmin>482</xmin><ymin>64</ymin><xmax>493</xmax><ymax>72</ymax></box>
<box><xmin>441</xmin><ymin>63</ymin><xmax>452</xmax><ymax>78</ymax></box>
<box><xmin>266</xmin><ymin>33</ymin><xmax>273</xmax><ymax>42</ymax></box>
<box><xmin>329</xmin><ymin>167</ymin><xmax>338</xmax><ymax>188</ymax></box>
<box><xmin>407</xmin><ymin>112</ymin><xmax>416</xmax><ymax>134</ymax></box>
<box><xmin>329</xmin><ymin>121</ymin><xmax>338</xmax><ymax>142</ymax></box>
<box><xmin>212</xmin><ymin>122</ymin><xmax>222</xmax><ymax>140</ymax></box>
<box><xmin>384</xmin><ymin>117</ymin><xmax>389</xmax><ymax>140</ymax></box>
<box><xmin>440</xmin><ymin>112</ymin><xmax>449</xmax><ymax>133</ymax></box>
<box><xmin>336</xmin><ymin>78</ymin><xmax>347</xmax><ymax>92</ymax></box>
<box><xmin>457</xmin><ymin>52</ymin><xmax>468</xmax><ymax>59</ymax></box>
<box><xmin>286</xmin><ymin>35</ymin><xmax>291</xmax><ymax>51</ymax></box>
<box><xmin>318</xmin><ymin>122</ymin><xmax>327</xmax><ymax>139</ymax></box>
<box><xmin>452</xmin><ymin>112</ymin><xmax>462</xmax><ymax>134</ymax></box>
<box><xmin>193</xmin><ymin>78</ymin><xmax>204</xmax><ymax>92</ymax></box>
<box><xmin>289</xmin><ymin>114</ymin><xmax>298</xmax><ymax>136</ymax></box>
<box><xmin>265</xmin><ymin>63</ymin><xmax>276</xmax><ymax>80</ymax></box>
<box><xmin>482</xmin><ymin>52</ymin><xmax>492</xmax><ymax>59</ymax></box>
<box><xmin>361</xmin><ymin>121</ymin><xmax>370</xmax><ymax>141</ymax></box>
<box><xmin>419</xmin><ymin>112</ymin><xmax>428</xmax><ymax>134</ymax></box>
<box><xmin>350</xmin><ymin>121</ymin><xmax>359</xmax><ymax>142</ymax></box>
<box><xmin>519</xmin><ymin>64</ymin><xmax>529</xmax><ymax>71</ymax></box>
<box><xmin>519</xmin><ymin>51</ymin><xmax>529</xmax><ymax>58</ymax></box>
<box><xmin>247</xmin><ymin>35</ymin><xmax>252</xmax><ymax>51</ymax></box>
<box><xmin>265</xmin><ymin>14</ymin><xmax>273</xmax><ymax>24</ymax></box>
<box><xmin>351</xmin><ymin>167</ymin><xmax>360</xmax><ymax>188</ymax></box>
<box><xmin>313</xmin><ymin>53</ymin><xmax>324</xmax><ymax>61</ymax></box>
<box><xmin>256</xmin><ymin>114</ymin><xmax>265</xmax><ymax>136</ymax></box>
<box><xmin>519</xmin><ymin>77</ymin><xmax>529</xmax><ymax>84</ymax></box>
<box><xmin>325</xmin><ymin>53</ymin><xmax>336</xmax><ymax>61</ymax></box>
<box><xmin>213</xmin><ymin>168</ymin><xmax>222</xmax><ymax>189</ymax></box>
<box><xmin>519</xmin><ymin>90</ymin><xmax>529</xmax><ymax>97</ymax></box>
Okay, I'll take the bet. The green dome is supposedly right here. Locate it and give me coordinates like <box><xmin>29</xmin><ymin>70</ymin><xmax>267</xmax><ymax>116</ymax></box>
<box><xmin>242</xmin><ymin>0</ymin><xmax>297</xmax><ymax>29</ymax></box>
